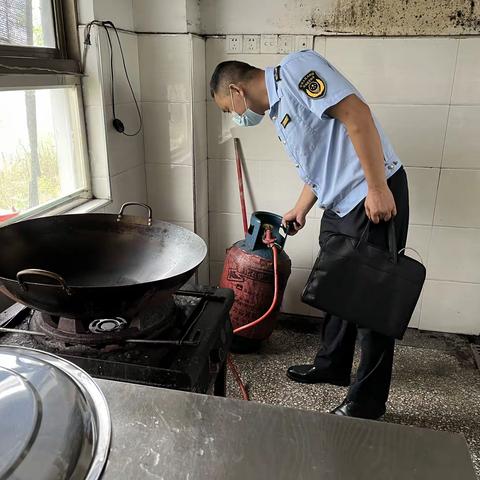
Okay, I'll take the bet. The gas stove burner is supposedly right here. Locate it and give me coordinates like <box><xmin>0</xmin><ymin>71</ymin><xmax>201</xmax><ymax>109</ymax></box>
<box><xmin>27</xmin><ymin>298</ymin><xmax>179</xmax><ymax>349</ymax></box>
<box><xmin>89</xmin><ymin>317</ymin><xmax>127</xmax><ymax>334</ymax></box>
<box><xmin>0</xmin><ymin>286</ymin><xmax>234</xmax><ymax>394</ymax></box>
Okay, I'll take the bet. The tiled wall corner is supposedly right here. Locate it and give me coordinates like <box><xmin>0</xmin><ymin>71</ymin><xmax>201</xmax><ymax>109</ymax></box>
<box><xmin>139</xmin><ymin>33</ymin><xmax>208</xmax><ymax>255</ymax></box>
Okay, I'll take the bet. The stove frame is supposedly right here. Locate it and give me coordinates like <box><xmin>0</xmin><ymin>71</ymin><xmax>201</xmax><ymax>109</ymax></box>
<box><xmin>0</xmin><ymin>286</ymin><xmax>233</xmax><ymax>396</ymax></box>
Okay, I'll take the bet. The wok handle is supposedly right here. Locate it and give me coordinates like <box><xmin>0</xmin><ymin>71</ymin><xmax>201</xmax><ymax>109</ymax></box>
<box><xmin>16</xmin><ymin>269</ymin><xmax>72</xmax><ymax>296</ymax></box>
<box><xmin>117</xmin><ymin>202</ymin><xmax>153</xmax><ymax>226</ymax></box>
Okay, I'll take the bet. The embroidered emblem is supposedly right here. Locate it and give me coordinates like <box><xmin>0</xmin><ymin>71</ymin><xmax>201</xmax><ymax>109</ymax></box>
<box><xmin>298</xmin><ymin>71</ymin><xmax>326</xmax><ymax>99</ymax></box>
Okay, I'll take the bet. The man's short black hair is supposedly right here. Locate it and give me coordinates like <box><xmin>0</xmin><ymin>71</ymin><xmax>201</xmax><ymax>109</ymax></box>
<box><xmin>210</xmin><ymin>61</ymin><xmax>258</xmax><ymax>98</ymax></box>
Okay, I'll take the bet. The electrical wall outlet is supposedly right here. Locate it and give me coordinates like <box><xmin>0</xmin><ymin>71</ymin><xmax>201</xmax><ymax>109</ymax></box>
<box><xmin>225</xmin><ymin>35</ymin><xmax>243</xmax><ymax>53</ymax></box>
<box><xmin>260</xmin><ymin>34</ymin><xmax>278</xmax><ymax>54</ymax></box>
<box><xmin>294</xmin><ymin>35</ymin><xmax>313</xmax><ymax>51</ymax></box>
<box><xmin>277</xmin><ymin>35</ymin><xmax>295</xmax><ymax>54</ymax></box>
<box><xmin>243</xmin><ymin>35</ymin><xmax>260</xmax><ymax>54</ymax></box>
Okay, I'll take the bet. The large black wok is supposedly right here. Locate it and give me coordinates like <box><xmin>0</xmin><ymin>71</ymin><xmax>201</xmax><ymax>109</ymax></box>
<box><xmin>0</xmin><ymin>203</ymin><xmax>207</xmax><ymax>320</ymax></box>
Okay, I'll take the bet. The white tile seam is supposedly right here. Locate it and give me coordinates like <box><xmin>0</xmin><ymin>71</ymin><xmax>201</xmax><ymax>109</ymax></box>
<box><xmin>438</xmin><ymin>39</ymin><xmax>460</xmax><ymax>173</ymax></box>
<box><xmin>188</xmin><ymin>34</ymin><xmax>197</xmax><ymax>236</ymax></box>
<box><xmin>108</xmin><ymin>162</ymin><xmax>145</xmax><ymax>178</ymax></box>
<box><xmin>370</xmin><ymin>103</ymin><xmax>451</xmax><ymax>107</ymax></box>
<box><xmin>145</xmin><ymin>163</ymin><xmax>193</xmax><ymax>168</ymax></box>
<box><xmin>103</xmin><ymin>100</ymin><xmax>142</xmax><ymax>107</ymax></box>
<box><xmin>136</xmin><ymin>32</ymin><xmax>149</xmax><ymax>211</ymax></box>
<box><xmin>140</xmin><ymin>100</ymin><xmax>193</xmax><ymax>105</ymax></box>
<box><xmin>430</xmin><ymin>224</ymin><xmax>480</xmax><ymax>231</ymax></box>
<box><xmin>208</xmin><ymin>159</ymin><xmax>480</xmax><ymax>170</ymax></box>
<box><xmin>424</xmin><ymin>278</ymin><xmax>480</xmax><ymax>286</ymax></box>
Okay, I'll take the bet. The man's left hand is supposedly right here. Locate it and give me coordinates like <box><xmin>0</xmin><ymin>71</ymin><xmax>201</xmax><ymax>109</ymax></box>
<box><xmin>365</xmin><ymin>185</ymin><xmax>397</xmax><ymax>224</ymax></box>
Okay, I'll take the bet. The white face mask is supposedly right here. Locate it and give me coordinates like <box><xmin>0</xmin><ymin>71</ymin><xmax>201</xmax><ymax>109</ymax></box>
<box><xmin>230</xmin><ymin>88</ymin><xmax>264</xmax><ymax>127</ymax></box>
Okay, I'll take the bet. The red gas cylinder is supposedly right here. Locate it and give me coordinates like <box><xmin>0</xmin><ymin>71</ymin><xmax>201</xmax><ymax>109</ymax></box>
<box><xmin>220</xmin><ymin>211</ymin><xmax>291</xmax><ymax>350</ymax></box>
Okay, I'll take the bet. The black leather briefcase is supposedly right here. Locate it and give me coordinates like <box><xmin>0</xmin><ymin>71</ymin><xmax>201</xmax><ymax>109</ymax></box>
<box><xmin>302</xmin><ymin>221</ymin><xmax>426</xmax><ymax>339</ymax></box>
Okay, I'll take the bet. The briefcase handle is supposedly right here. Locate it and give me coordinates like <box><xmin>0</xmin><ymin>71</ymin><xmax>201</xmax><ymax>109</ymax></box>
<box><xmin>356</xmin><ymin>220</ymin><xmax>398</xmax><ymax>264</ymax></box>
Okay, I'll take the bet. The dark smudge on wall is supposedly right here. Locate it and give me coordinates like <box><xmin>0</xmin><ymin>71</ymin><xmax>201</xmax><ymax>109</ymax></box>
<box><xmin>305</xmin><ymin>0</ymin><xmax>480</xmax><ymax>35</ymax></box>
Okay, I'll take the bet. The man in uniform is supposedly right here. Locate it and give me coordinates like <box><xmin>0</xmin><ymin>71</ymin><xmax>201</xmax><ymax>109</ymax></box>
<box><xmin>209</xmin><ymin>49</ymin><xmax>409</xmax><ymax>420</ymax></box>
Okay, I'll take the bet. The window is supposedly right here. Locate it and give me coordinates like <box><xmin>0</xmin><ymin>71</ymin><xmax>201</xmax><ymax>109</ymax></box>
<box><xmin>0</xmin><ymin>0</ymin><xmax>90</xmax><ymax>226</ymax></box>
<box><xmin>0</xmin><ymin>0</ymin><xmax>56</xmax><ymax>48</ymax></box>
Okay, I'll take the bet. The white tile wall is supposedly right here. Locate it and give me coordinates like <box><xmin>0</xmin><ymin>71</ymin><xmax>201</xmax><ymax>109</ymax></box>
<box><xmin>208</xmin><ymin>159</ymin><xmax>260</xmax><ymax>214</ymax></box>
<box><xmin>428</xmin><ymin>227</ymin><xmax>480</xmax><ymax>283</ymax></box>
<box><xmin>420</xmin><ymin>281</ymin><xmax>480</xmax><ymax>335</ymax></box>
<box><xmin>84</xmin><ymin>105</ymin><xmax>109</xmax><ymax>178</ymax></box>
<box><xmin>78</xmin><ymin>0</ymin><xmax>134</xmax><ymax>29</ymax></box>
<box><xmin>194</xmin><ymin>100</ymin><xmax>208</xmax><ymax>162</ymax></box>
<box><xmin>195</xmin><ymin>213</ymin><xmax>210</xmax><ymax>284</ymax></box>
<box><xmin>146</xmin><ymin>164</ymin><xmax>194</xmax><ymax>222</ymax></box>
<box><xmin>99</xmin><ymin>31</ymin><xmax>141</xmax><ymax>106</ymax></box>
<box><xmin>138</xmin><ymin>35</ymin><xmax>192</xmax><ymax>103</ymax></box>
<box><xmin>91</xmin><ymin>176</ymin><xmax>111</xmax><ymax>200</ymax></box>
<box><xmin>443</xmin><ymin>106</ymin><xmax>480</xmax><ymax>169</ymax></box>
<box><xmin>371</xmin><ymin>105</ymin><xmax>448</xmax><ymax>167</ymax></box>
<box><xmin>281</xmin><ymin>268</ymin><xmax>320</xmax><ymax>317</ymax></box>
<box><xmin>143</xmin><ymin>102</ymin><xmax>193</xmax><ymax>165</ymax></box>
<box><xmin>79</xmin><ymin>27</ymin><xmax>105</xmax><ymax>108</ymax></box>
<box><xmin>325</xmin><ymin>37</ymin><xmax>458</xmax><ymax>104</ymax></box>
<box><xmin>253</xmin><ymin>161</ymin><xmax>308</xmax><ymax>214</ymax></box>
<box><xmin>206</xmin><ymin>102</ymin><xmax>289</xmax><ymax>161</ymax></box>
<box><xmin>434</xmin><ymin>169</ymin><xmax>480</xmax><ymax>228</ymax></box>
<box><xmin>195</xmin><ymin>158</ymin><xmax>209</xmax><ymax>220</ymax></box>
<box><xmin>106</xmin><ymin>165</ymin><xmax>147</xmax><ymax>215</ymax></box>
<box><xmin>138</xmin><ymin>33</ymin><xmax>202</xmax><ymax>256</ymax></box>
<box><xmin>193</xmin><ymin>36</ymin><xmax>207</xmax><ymax>102</ymax></box>
<box><xmin>451</xmin><ymin>38</ymin><xmax>480</xmax><ymax>105</ymax></box>
<box><xmin>209</xmin><ymin>212</ymin><xmax>245</xmax><ymax>262</ymax></box>
<box><xmin>406</xmin><ymin>225</ymin><xmax>432</xmax><ymax>265</ymax></box>
<box><xmin>80</xmin><ymin>7</ymin><xmax>147</xmax><ymax>217</ymax></box>
<box><xmin>106</xmin><ymin>103</ymin><xmax>145</xmax><ymax>176</ymax></box>
<box><xmin>313</xmin><ymin>36</ymin><xmax>326</xmax><ymax>55</ymax></box>
<box><xmin>133</xmin><ymin>0</ymin><xmax>188</xmax><ymax>32</ymax></box>
<box><xmin>405</xmin><ymin>167</ymin><xmax>440</xmax><ymax>226</ymax></box>
<box><xmin>186</xmin><ymin>0</ymin><xmax>202</xmax><ymax>34</ymax></box>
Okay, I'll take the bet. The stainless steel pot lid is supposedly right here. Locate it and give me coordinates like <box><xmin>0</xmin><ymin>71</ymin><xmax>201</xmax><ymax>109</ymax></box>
<box><xmin>0</xmin><ymin>346</ymin><xmax>111</xmax><ymax>480</ymax></box>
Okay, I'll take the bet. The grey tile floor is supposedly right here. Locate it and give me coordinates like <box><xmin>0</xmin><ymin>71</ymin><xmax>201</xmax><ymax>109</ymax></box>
<box><xmin>226</xmin><ymin>320</ymin><xmax>480</xmax><ymax>477</ymax></box>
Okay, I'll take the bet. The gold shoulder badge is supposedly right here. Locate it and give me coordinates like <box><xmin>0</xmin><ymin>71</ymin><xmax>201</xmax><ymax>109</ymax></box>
<box><xmin>281</xmin><ymin>114</ymin><xmax>291</xmax><ymax>128</ymax></box>
<box><xmin>298</xmin><ymin>71</ymin><xmax>326</xmax><ymax>99</ymax></box>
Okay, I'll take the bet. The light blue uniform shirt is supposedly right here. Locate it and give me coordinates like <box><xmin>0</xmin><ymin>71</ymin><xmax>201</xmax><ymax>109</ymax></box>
<box><xmin>265</xmin><ymin>50</ymin><xmax>402</xmax><ymax>217</ymax></box>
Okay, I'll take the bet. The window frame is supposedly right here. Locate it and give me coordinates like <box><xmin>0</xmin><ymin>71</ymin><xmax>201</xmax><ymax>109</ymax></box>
<box><xmin>0</xmin><ymin>0</ymin><xmax>95</xmax><ymax>225</ymax></box>
<box><xmin>0</xmin><ymin>0</ymin><xmax>81</xmax><ymax>74</ymax></box>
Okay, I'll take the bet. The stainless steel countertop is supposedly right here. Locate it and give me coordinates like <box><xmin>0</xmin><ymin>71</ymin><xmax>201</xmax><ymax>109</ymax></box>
<box><xmin>97</xmin><ymin>379</ymin><xmax>475</xmax><ymax>480</ymax></box>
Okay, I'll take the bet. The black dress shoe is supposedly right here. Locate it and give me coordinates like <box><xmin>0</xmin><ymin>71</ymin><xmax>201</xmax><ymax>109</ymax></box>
<box><xmin>331</xmin><ymin>400</ymin><xmax>386</xmax><ymax>420</ymax></box>
<box><xmin>286</xmin><ymin>365</ymin><xmax>350</xmax><ymax>386</ymax></box>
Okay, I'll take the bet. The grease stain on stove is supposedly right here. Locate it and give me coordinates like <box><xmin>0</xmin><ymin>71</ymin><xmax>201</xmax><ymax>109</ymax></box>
<box><xmin>306</xmin><ymin>0</ymin><xmax>480</xmax><ymax>35</ymax></box>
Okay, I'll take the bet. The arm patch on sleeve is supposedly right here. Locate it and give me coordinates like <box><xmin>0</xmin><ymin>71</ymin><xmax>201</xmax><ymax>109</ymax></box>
<box><xmin>298</xmin><ymin>71</ymin><xmax>327</xmax><ymax>99</ymax></box>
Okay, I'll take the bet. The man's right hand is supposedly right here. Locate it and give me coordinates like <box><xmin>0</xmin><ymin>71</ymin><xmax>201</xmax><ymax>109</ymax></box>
<box><xmin>282</xmin><ymin>208</ymin><xmax>306</xmax><ymax>235</ymax></box>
